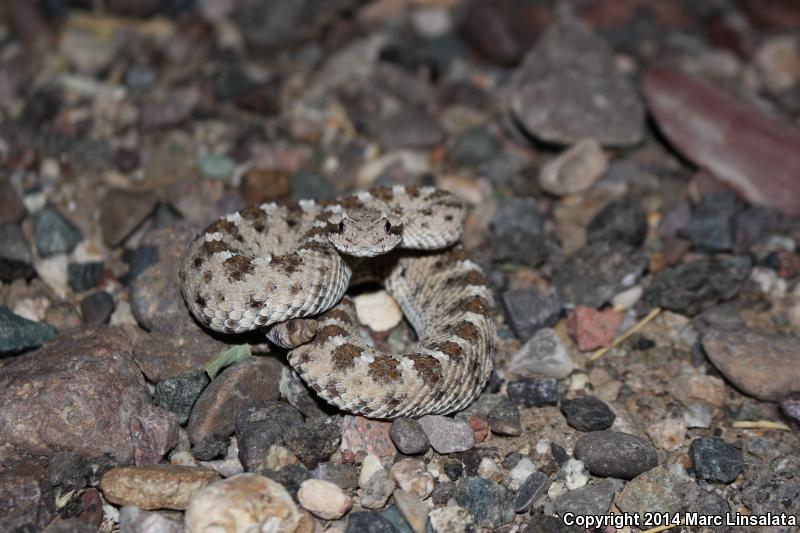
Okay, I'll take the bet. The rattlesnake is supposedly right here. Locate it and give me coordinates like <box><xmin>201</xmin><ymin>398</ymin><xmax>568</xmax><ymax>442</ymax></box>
<box><xmin>179</xmin><ymin>185</ymin><xmax>495</xmax><ymax>418</ymax></box>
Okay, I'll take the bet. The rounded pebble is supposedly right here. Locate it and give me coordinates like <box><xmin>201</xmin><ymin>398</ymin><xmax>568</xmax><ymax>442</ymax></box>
<box><xmin>297</xmin><ymin>478</ymin><xmax>353</xmax><ymax>520</ymax></box>
<box><xmin>573</xmin><ymin>431</ymin><xmax>658</xmax><ymax>480</ymax></box>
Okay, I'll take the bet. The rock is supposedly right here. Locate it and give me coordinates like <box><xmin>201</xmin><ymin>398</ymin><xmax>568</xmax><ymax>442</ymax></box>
<box><xmin>80</xmin><ymin>292</ymin><xmax>115</xmax><ymax>326</ymax></box>
<box><xmin>647</xmin><ymin>418</ymin><xmax>687</xmax><ymax>452</ymax></box>
<box><xmin>390</xmin><ymin>459</ymin><xmax>434</xmax><ymax>499</ymax></box>
<box><xmin>339</xmin><ymin>416</ymin><xmax>397</xmax><ymax>465</ymax></box>
<box><xmin>313</xmin><ymin>462</ymin><xmax>358</xmax><ymax>490</ymax></box>
<box><xmin>507</xmin><ymin>377</ymin><xmax>558</xmax><ymax>407</ymax></box>
<box><xmin>515</xmin><ymin>471</ymin><xmax>550</xmax><ymax>514</ymax></box>
<box><xmin>643</xmin><ymin>66</ymin><xmax>800</xmax><ymax>216</ymax></box>
<box><xmin>0</xmin><ymin>460</ymin><xmax>54</xmax><ymax>532</ymax></box>
<box><xmin>562</xmin><ymin>458</ymin><xmax>590</xmax><ymax>490</ymax></box>
<box><xmin>566</xmin><ymin>306</ymin><xmax>623</xmax><ymax>352</ymax></box>
<box><xmin>347</xmin><ymin>511</ymin><xmax>400</xmax><ymax>533</ymax></box>
<box><xmin>0</xmin><ymin>223</ymin><xmax>34</xmax><ymax>282</ymax></box>
<box><xmin>280</xmin><ymin>368</ymin><xmax>331</xmax><ymax>419</ymax></box>
<box><xmin>671</xmin><ymin>373</ymin><xmax>727</xmax><ymax>409</ymax></box>
<box><xmin>284</xmin><ymin>416</ymin><xmax>342</xmax><ymax>468</ymax></box>
<box><xmin>553</xmin><ymin>241</ymin><xmax>647</xmax><ymax>309</ymax></box>
<box><xmin>118</xmin><ymin>506</ymin><xmax>183</xmax><ymax>533</ymax></box>
<box><xmin>524</xmin><ymin>514</ymin><xmax>584</xmax><ymax>533</ymax></box>
<box><xmin>502</xmin><ymin>289</ymin><xmax>562</xmax><ymax>342</ymax></box>
<box><xmin>99</xmin><ymin>189</ymin><xmax>158</xmax><ymax>247</ymax></box>
<box><xmin>686</xmin><ymin>491</ymin><xmax>731</xmax><ymax>533</ymax></box>
<box><xmin>192</xmin><ymin>437</ymin><xmax>227</xmax><ymax>461</ymax></box>
<box><xmin>375</xmin><ymin>109</ymin><xmax>445</xmax><ymax>150</ymax></box>
<box><xmin>510</xmin><ymin>17</ymin><xmax>644</xmax><ymax>147</ymax></box>
<box><xmin>539</xmin><ymin>139</ymin><xmax>608</xmax><ymax>196</ymax></box>
<box><xmin>292</xmin><ymin>170</ymin><xmax>337</xmax><ymax>201</ymax></box>
<box><xmin>67</xmin><ymin>261</ymin><xmax>104</xmax><ymax>292</ymax></box>
<box><xmin>100</xmin><ymin>465</ymin><xmax>219</xmax><ymax>510</ymax></box>
<box><xmin>361</xmin><ymin>468</ymin><xmax>395</xmax><ymax>509</ymax></box>
<box><xmin>742</xmin><ymin>449</ymin><xmax>800</xmax><ymax>528</ymax></box>
<box><xmin>198</xmin><ymin>154</ymin><xmax>235</xmax><ymax>180</ymax></box>
<box><xmin>0</xmin><ymin>327</ymin><xmax>177</xmax><ymax>462</ymax></box>
<box><xmin>77</xmin><ymin>488</ymin><xmax>103</xmax><ymax>529</ymax></box>
<box><xmin>490</xmin><ymin>197</ymin><xmax>549</xmax><ymax>266</ymax></box>
<box><xmin>265</xmin><ymin>464</ymin><xmax>312</xmax><ymax>500</ymax></box>
<box><xmin>560</xmin><ymin>397</ymin><xmax>615</xmax><ymax>432</ymax></box>
<box><xmin>616</xmin><ymin>464</ymin><xmax>686</xmax><ymax>517</ymax></box>
<box><xmin>188</xmin><ymin>356</ymin><xmax>284</xmax><ymax>445</ymax></box>
<box><xmin>297</xmin><ymin>478</ymin><xmax>352</xmax><ymax>520</ymax></box>
<box><xmin>417</xmin><ymin>415</ymin><xmax>475</xmax><ymax>454</ymax></box>
<box><xmin>392</xmin><ymin>489</ymin><xmax>428</xmax><ymax>533</ymax></box>
<box><xmin>390</xmin><ymin>418</ymin><xmax>430</xmax><ymax>455</ymax></box>
<box><xmin>428</xmin><ymin>504</ymin><xmax>472</xmax><ymax>533</ymax></box>
<box><xmin>486</xmin><ymin>399</ymin><xmax>522</xmax><ymax>436</ymax></box>
<box><xmin>0</xmin><ymin>178</ymin><xmax>25</xmax><ymax>224</ymax></box>
<box><xmin>643</xmin><ymin>256</ymin><xmax>752</xmax><ymax>316</ymax></box>
<box><xmin>133</xmin><ymin>324</ymin><xmax>230</xmax><ymax>383</ymax></box>
<box><xmin>44</xmin><ymin>300</ymin><xmax>82</xmax><ymax>331</ymax></box>
<box><xmin>33</xmin><ymin>205</ymin><xmax>82</xmax><ymax>257</ymax></box>
<box><xmin>0</xmin><ymin>305</ymin><xmax>56</xmax><ymax>354</ymax></box>
<box><xmin>449</xmin><ymin>127</ymin><xmax>500</xmax><ymax>167</ymax></box>
<box><xmin>359</xmin><ymin>455</ymin><xmax>386</xmax><ymax>488</ymax></box>
<box><xmin>689</xmin><ymin>438</ymin><xmax>744</xmax><ymax>484</ymax></box>
<box><xmin>235</xmin><ymin>401</ymin><xmax>305</xmax><ymax>473</ymax></box>
<box><xmin>680</xmin><ymin>192</ymin><xmax>738</xmax><ymax>252</ymax></box>
<box><xmin>239</xmin><ymin>168</ymin><xmax>292</xmax><ymax>205</ymax></box>
<box><xmin>153</xmin><ymin>370</ymin><xmax>210</xmax><ymax>425</ymax></box>
<box><xmin>185</xmin><ymin>473</ymin><xmax>303</xmax><ymax>532</ymax></box>
<box><xmin>574</xmin><ymin>431</ymin><xmax>658</xmax><ymax>480</ymax></box>
<box><xmin>684</xmin><ymin>403</ymin><xmax>713</xmax><ymax>429</ymax></box>
<box><xmin>555</xmin><ymin>479</ymin><xmax>616</xmax><ymax>516</ymax></box>
<box><xmin>453</xmin><ymin>476</ymin><xmax>515</xmax><ymax>529</ymax></box>
<box><xmin>587</xmin><ymin>197</ymin><xmax>647</xmax><ymax>247</ymax></box>
<box><xmin>701</xmin><ymin>327</ymin><xmax>800</xmax><ymax>401</ymax></box>
<box><xmin>354</xmin><ymin>289</ymin><xmax>403</xmax><ymax>332</ymax></box>
<box><xmin>48</xmin><ymin>451</ymin><xmax>87</xmax><ymax>491</ymax></box>
<box><xmin>781</xmin><ymin>391</ymin><xmax>800</xmax><ymax>424</ymax></box>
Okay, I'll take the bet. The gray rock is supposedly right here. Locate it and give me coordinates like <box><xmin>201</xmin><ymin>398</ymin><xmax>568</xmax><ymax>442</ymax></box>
<box><xmin>99</xmin><ymin>189</ymin><xmax>158</xmax><ymax>247</ymax></box>
<box><xmin>347</xmin><ymin>511</ymin><xmax>400</xmax><ymax>533</ymax></box>
<box><xmin>33</xmin><ymin>205</ymin><xmax>83</xmax><ymax>257</ymax></box>
<box><xmin>153</xmin><ymin>370</ymin><xmax>210</xmax><ymax>425</ymax></box>
<box><xmin>0</xmin><ymin>178</ymin><xmax>25</xmax><ymax>224</ymax></box>
<box><xmin>235</xmin><ymin>401</ymin><xmax>305</xmax><ymax>473</ymax></box>
<box><xmin>392</xmin><ymin>489</ymin><xmax>428</xmax><ymax>533</ymax></box>
<box><xmin>508</xmin><ymin>327</ymin><xmax>573</xmax><ymax>379</ymax></box>
<box><xmin>560</xmin><ymin>396</ymin><xmax>615</xmax><ymax>432</ymax></box>
<box><xmin>509</xmin><ymin>16</ymin><xmax>644</xmax><ymax>147</ymax></box>
<box><xmin>313</xmin><ymin>462</ymin><xmax>359</xmax><ymax>490</ymax></box>
<box><xmin>284</xmin><ymin>416</ymin><xmax>342</xmax><ymax>468</ymax></box>
<box><xmin>280</xmin><ymin>368</ymin><xmax>331</xmax><ymax>419</ymax></box>
<box><xmin>524</xmin><ymin>514</ymin><xmax>584</xmax><ymax>533</ymax></box>
<box><xmin>0</xmin><ymin>305</ymin><xmax>56</xmax><ymax>355</ymax></box>
<box><xmin>514</xmin><ymin>471</ymin><xmax>550</xmax><ymax>513</ymax></box>
<box><xmin>0</xmin><ymin>223</ymin><xmax>34</xmax><ymax>282</ymax></box>
<box><xmin>80</xmin><ymin>292</ymin><xmax>115</xmax><ymax>327</ymax></box>
<box><xmin>119</xmin><ymin>505</ymin><xmax>183</xmax><ymax>533</ymax></box>
<box><xmin>390</xmin><ymin>418</ymin><xmax>430</xmax><ymax>455</ymax></box>
<box><xmin>490</xmin><ymin>197</ymin><xmax>550</xmax><ymax>267</ymax></box>
<box><xmin>686</xmin><ymin>491</ymin><xmax>731</xmax><ymax>533</ymax></box>
<box><xmin>680</xmin><ymin>192</ymin><xmax>738</xmax><ymax>252</ymax></box>
<box><xmin>47</xmin><ymin>451</ymin><xmax>87</xmax><ymax>491</ymax></box>
<box><xmin>292</xmin><ymin>170</ymin><xmax>337</xmax><ymax>200</ymax></box>
<box><xmin>0</xmin><ymin>460</ymin><xmax>55</xmax><ymax>532</ymax></box>
<box><xmin>375</xmin><ymin>109</ymin><xmax>445</xmax><ymax>150</ymax></box>
<box><xmin>453</xmin><ymin>476</ymin><xmax>515</xmax><ymax>529</ymax></box>
<box><xmin>379</xmin><ymin>505</ymin><xmax>414</xmax><ymax>533</ymax></box>
<box><xmin>507</xmin><ymin>377</ymin><xmax>558</xmax><ymax>407</ymax></box>
<box><xmin>449</xmin><ymin>127</ymin><xmax>500</xmax><ymax>167</ymax></box>
<box><xmin>555</xmin><ymin>479</ymin><xmax>616</xmax><ymax>516</ymax></box>
<box><xmin>553</xmin><ymin>241</ymin><xmax>647</xmax><ymax>309</ymax></box>
<box><xmin>780</xmin><ymin>392</ymin><xmax>800</xmax><ymax>425</ymax></box>
<box><xmin>486</xmin><ymin>399</ymin><xmax>522</xmax><ymax>437</ymax></box>
<box><xmin>587</xmin><ymin>197</ymin><xmax>647</xmax><ymax>247</ymax></box>
<box><xmin>574</xmin><ymin>431</ymin><xmax>658</xmax><ymax>480</ymax></box>
<box><xmin>615</xmin><ymin>464</ymin><xmax>687</xmax><ymax>516</ymax></box>
<box><xmin>689</xmin><ymin>438</ymin><xmax>743</xmax><ymax>484</ymax></box>
<box><xmin>742</xmin><ymin>449</ymin><xmax>800</xmax><ymax>532</ymax></box>
<box><xmin>417</xmin><ymin>415</ymin><xmax>475</xmax><ymax>454</ymax></box>
<box><xmin>67</xmin><ymin>261</ymin><xmax>104</xmax><ymax>292</ymax></box>
<box><xmin>361</xmin><ymin>469</ymin><xmax>395</xmax><ymax>509</ymax></box>
<box><xmin>502</xmin><ymin>289</ymin><xmax>562</xmax><ymax>342</ymax></box>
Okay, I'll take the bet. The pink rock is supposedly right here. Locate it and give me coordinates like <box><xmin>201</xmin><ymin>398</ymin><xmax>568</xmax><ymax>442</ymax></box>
<box><xmin>567</xmin><ymin>306</ymin><xmax>623</xmax><ymax>352</ymax></box>
<box><xmin>339</xmin><ymin>416</ymin><xmax>396</xmax><ymax>465</ymax></box>
<box><xmin>643</xmin><ymin>66</ymin><xmax>800</xmax><ymax>216</ymax></box>
<box><xmin>467</xmin><ymin>415</ymin><xmax>490</xmax><ymax>443</ymax></box>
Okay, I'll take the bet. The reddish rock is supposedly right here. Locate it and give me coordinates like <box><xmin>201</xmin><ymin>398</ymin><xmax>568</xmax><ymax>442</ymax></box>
<box><xmin>468</xmin><ymin>415</ymin><xmax>490</xmax><ymax>443</ymax></box>
<box><xmin>78</xmin><ymin>488</ymin><xmax>103</xmax><ymax>528</ymax></box>
<box><xmin>0</xmin><ymin>460</ymin><xmax>54</xmax><ymax>532</ymax></box>
<box><xmin>187</xmin><ymin>356</ymin><xmax>284</xmax><ymax>445</ymax></box>
<box><xmin>643</xmin><ymin>66</ymin><xmax>800</xmax><ymax>216</ymax></box>
<box><xmin>239</xmin><ymin>168</ymin><xmax>292</xmax><ymax>205</ymax></box>
<box><xmin>339</xmin><ymin>416</ymin><xmax>397</xmax><ymax>465</ymax></box>
<box><xmin>567</xmin><ymin>306</ymin><xmax>623</xmax><ymax>352</ymax></box>
<box><xmin>0</xmin><ymin>327</ymin><xmax>178</xmax><ymax>463</ymax></box>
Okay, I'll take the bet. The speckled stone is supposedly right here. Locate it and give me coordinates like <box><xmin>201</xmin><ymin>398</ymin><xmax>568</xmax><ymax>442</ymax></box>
<box><xmin>574</xmin><ymin>431</ymin><xmax>658</xmax><ymax>480</ymax></box>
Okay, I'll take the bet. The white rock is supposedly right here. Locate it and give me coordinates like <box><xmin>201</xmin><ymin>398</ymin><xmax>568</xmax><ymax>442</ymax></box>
<box><xmin>119</xmin><ymin>506</ymin><xmax>182</xmax><ymax>533</ymax></box>
<box><xmin>647</xmin><ymin>418</ymin><xmax>687</xmax><ymax>452</ymax></box>
<box><xmin>428</xmin><ymin>505</ymin><xmax>472</xmax><ymax>533</ymax></box>
<box><xmin>509</xmin><ymin>458</ymin><xmax>538</xmax><ymax>491</ymax></box>
<box><xmin>359</xmin><ymin>454</ymin><xmax>385</xmax><ymax>488</ymax></box>
<box><xmin>297</xmin><ymin>479</ymin><xmax>353</xmax><ymax>520</ymax></box>
<box><xmin>612</xmin><ymin>285</ymin><xmax>643</xmax><ymax>310</ymax></box>
<box><xmin>353</xmin><ymin>290</ymin><xmax>403</xmax><ymax>332</ymax></box>
<box><xmin>563</xmin><ymin>459</ymin><xmax>590</xmax><ymax>490</ymax></box>
<box><xmin>684</xmin><ymin>403</ymin><xmax>712</xmax><ymax>429</ymax></box>
<box><xmin>390</xmin><ymin>458</ymin><xmax>434</xmax><ymax>499</ymax></box>
<box><xmin>477</xmin><ymin>457</ymin><xmax>501</xmax><ymax>481</ymax></box>
<box><xmin>539</xmin><ymin>139</ymin><xmax>608</xmax><ymax>196</ymax></box>
<box><xmin>411</xmin><ymin>7</ymin><xmax>452</xmax><ymax>38</ymax></box>
<box><xmin>508</xmin><ymin>328</ymin><xmax>574</xmax><ymax>379</ymax></box>
<box><xmin>393</xmin><ymin>489</ymin><xmax>429</xmax><ymax>533</ymax></box>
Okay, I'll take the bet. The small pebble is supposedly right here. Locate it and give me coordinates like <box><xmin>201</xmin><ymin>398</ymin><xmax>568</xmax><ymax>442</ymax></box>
<box><xmin>506</xmin><ymin>377</ymin><xmax>558</xmax><ymax>408</ymax></box>
<box><xmin>453</xmin><ymin>476</ymin><xmax>515</xmax><ymax>529</ymax></box>
<box><xmin>554</xmin><ymin>479</ymin><xmax>616</xmax><ymax>516</ymax></box>
<box><xmin>361</xmin><ymin>468</ymin><xmax>395</xmax><ymax>509</ymax></box>
<box><xmin>689</xmin><ymin>437</ymin><xmax>744</xmax><ymax>484</ymax></box>
<box><xmin>615</xmin><ymin>464</ymin><xmax>685</xmax><ymax>516</ymax></box>
<box><xmin>390</xmin><ymin>458</ymin><xmax>434</xmax><ymax>499</ymax></box>
<box><xmin>574</xmin><ymin>431</ymin><xmax>658</xmax><ymax>480</ymax></box>
<box><xmin>390</xmin><ymin>418</ymin><xmax>430</xmax><ymax>455</ymax></box>
<box><xmin>647</xmin><ymin>418</ymin><xmax>687</xmax><ymax>452</ymax></box>
<box><xmin>154</xmin><ymin>370</ymin><xmax>210</xmax><ymax>425</ymax></box>
<box><xmin>502</xmin><ymin>288</ymin><xmax>561</xmax><ymax>342</ymax></box>
<box><xmin>539</xmin><ymin>138</ymin><xmax>608</xmax><ymax>196</ymax></box>
<box><xmin>353</xmin><ymin>290</ymin><xmax>403</xmax><ymax>332</ymax></box>
<box><xmin>347</xmin><ymin>511</ymin><xmax>398</xmax><ymax>533</ymax></box>
<box><xmin>428</xmin><ymin>505</ymin><xmax>472</xmax><ymax>533</ymax></box>
<box><xmin>780</xmin><ymin>391</ymin><xmax>800</xmax><ymax>424</ymax></box>
<box><xmin>560</xmin><ymin>396</ymin><xmax>615</xmax><ymax>432</ymax></box>
<box><xmin>118</xmin><ymin>506</ymin><xmax>183</xmax><ymax>533</ymax></box>
<box><xmin>417</xmin><ymin>415</ymin><xmax>475</xmax><ymax>454</ymax></box>
<box><xmin>67</xmin><ymin>261</ymin><xmax>104</xmax><ymax>292</ymax></box>
<box><xmin>486</xmin><ymin>399</ymin><xmax>522</xmax><ymax>436</ymax></box>
<box><xmin>100</xmin><ymin>465</ymin><xmax>219</xmax><ymax>510</ymax></box>
<box><xmin>0</xmin><ymin>223</ymin><xmax>34</xmax><ymax>282</ymax></box>
<box><xmin>684</xmin><ymin>403</ymin><xmax>713</xmax><ymax>429</ymax></box>
<box><xmin>508</xmin><ymin>327</ymin><xmax>573</xmax><ymax>379</ymax></box>
<box><xmin>33</xmin><ymin>205</ymin><xmax>82</xmax><ymax>257</ymax></box>
<box><xmin>392</xmin><ymin>489</ymin><xmax>428</xmax><ymax>533</ymax></box>
<box><xmin>80</xmin><ymin>292</ymin><xmax>115</xmax><ymax>326</ymax></box>
<box><xmin>312</xmin><ymin>462</ymin><xmax>359</xmax><ymax>490</ymax></box>
<box><xmin>567</xmin><ymin>306</ymin><xmax>624</xmax><ymax>352</ymax></box>
<box><xmin>514</xmin><ymin>471</ymin><xmax>549</xmax><ymax>513</ymax></box>
<box><xmin>508</xmin><ymin>458</ymin><xmax>537</xmax><ymax>491</ymax></box>
<box><xmin>0</xmin><ymin>305</ymin><xmax>56</xmax><ymax>354</ymax></box>
<box><xmin>562</xmin><ymin>458</ymin><xmax>590</xmax><ymax>490</ymax></box>
<box><xmin>297</xmin><ymin>478</ymin><xmax>353</xmax><ymax>520</ymax></box>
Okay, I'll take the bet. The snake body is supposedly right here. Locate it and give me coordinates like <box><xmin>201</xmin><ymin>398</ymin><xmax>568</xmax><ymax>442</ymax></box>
<box><xmin>179</xmin><ymin>185</ymin><xmax>495</xmax><ymax>418</ymax></box>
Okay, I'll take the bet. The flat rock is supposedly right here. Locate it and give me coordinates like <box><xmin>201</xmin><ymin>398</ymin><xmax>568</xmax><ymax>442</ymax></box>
<box><xmin>0</xmin><ymin>305</ymin><xmax>56</xmax><ymax>354</ymax></box>
<box><xmin>615</xmin><ymin>464</ymin><xmax>686</xmax><ymax>516</ymax></box>
<box><xmin>514</xmin><ymin>471</ymin><xmax>549</xmax><ymax>513</ymax></box>
<box><xmin>339</xmin><ymin>416</ymin><xmax>397</xmax><ymax>465</ymax></box>
<box><xmin>689</xmin><ymin>437</ymin><xmax>744</xmax><ymax>484</ymax></box>
<box><xmin>742</xmin><ymin>449</ymin><xmax>800</xmax><ymax>528</ymax></box>
<box><xmin>507</xmin><ymin>377</ymin><xmax>558</xmax><ymax>407</ymax></box>
<box><xmin>153</xmin><ymin>369</ymin><xmax>210</xmax><ymax>425</ymax></box>
<box><xmin>235</xmin><ymin>401</ymin><xmax>305</xmax><ymax>473</ymax></box>
<box><xmin>502</xmin><ymin>289</ymin><xmax>562</xmax><ymax>343</ymax></box>
<box><xmin>510</xmin><ymin>17</ymin><xmax>644</xmax><ymax>147</ymax></box>
<box><xmin>0</xmin><ymin>460</ymin><xmax>55</xmax><ymax>532</ymax></box>
<box><xmin>539</xmin><ymin>139</ymin><xmax>608</xmax><ymax>196</ymax></box>
<box><xmin>417</xmin><ymin>415</ymin><xmax>475</xmax><ymax>454</ymax></box>
<box><xmin>188</xmin><ymin>356</ymin><xmax>284</xmax><ymax>444</ymax></box>
<box><xmin>33</xmin><ymin>205</ymin><xmax>82</xmax><ymax>257</ymax></box>
<box><xmin>555</xmin><ymin>479</ymin><xmax>616</xmax><ymax>516</ymax></box>
<box><xmin>297</xmin><ymin>478</ymin><xmax>352</xmax><ymax>520</ymax></box>
<box><xmin>560</xmin><ymin>396</ymin><xmax>615</xmax><ymax>432</ymax></box>
<box><xmin>101</xmin><ymin>465</ymin><xmax>219</xmax><ymax>510</ymax></box>
<box><xmin>453</xmin><ymin>476</ymin><xmax>515</xmax><ymax>529</ymax></box>
<box><xmin>574</xmin><ymin>431</ymin><xmax>658</xmax><ymax>480</ymax></box>
<box><xmin>99</xmin><ymin>188</ymin><xmax>158</xmax><ymax>247</ymax></box>
<box><xmin>0</xmin><ymin>327</ymin><xmax>177</xmax><ymax>463</ymax></box>
<box><xmin>347</xmin><ymin>511</ymin><xmax>400</xmax><ymax>533</ymax></box>
<box><xmin>702</xmin><ymin>326</ymin><xmax>800</xmax><ymax>401</ymax></box>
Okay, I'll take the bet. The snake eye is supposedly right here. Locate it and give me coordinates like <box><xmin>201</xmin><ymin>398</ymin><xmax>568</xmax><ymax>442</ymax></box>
<box><xmin>338</xmin><ymin>220</ymin><xmax>345</xmax><ymax>233</ymax></box>
<box><xmin>384</xmin><ymin>220</ymin><xmax>391</xmax><ymax>232</ymax></box>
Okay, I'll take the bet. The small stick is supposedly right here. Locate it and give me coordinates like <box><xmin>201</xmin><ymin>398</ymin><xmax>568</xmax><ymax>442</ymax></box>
<box><xmin>641</xmin><ymin>523</ymin><xmax>681</xmax><ymax>533</ymax></box>
<box><xmin>732</xmin><ymin>420</ymin><xmax>792</xmax><ymax>431</ymax></box>
<box><xmin>589</xmin><ymin>307</ymin><xmax>662</xmax><ymax>362</ymax></box>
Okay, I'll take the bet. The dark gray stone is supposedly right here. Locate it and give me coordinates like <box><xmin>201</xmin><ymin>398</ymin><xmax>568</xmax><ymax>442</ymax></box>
<box><xmin>347</xmin><ymin>511</ymin><xmax>400</xmax><ymax>533</ymax></box>
<box><xmin>560</xmin><ymin>396</ymin><xmax>615</xmax><ymax>432</ymax></box>
<box><xmin>292</xmin><ymin>170</ymin><xmax>337</xmax><ymax>201</ymax></box>
<box><xmin>514</xmin><ymin>471</ymin><xmax>550</xmax><ymax>513</ymax></box>
<box><xmin>33</xmin><ymin>205</ymin><xmax>82</xmax><ymax>257</ymax></box>
<box><xmin>487</xmin><ymin>399</ymin><xmax>522</xmax><ymax>437</ymax></box>
<box><xmin>264</xmin><ymin>463</ymin><xmax>311</xmax><ymax>499</ymax></box>
<box><xmin>375</xmin><ymin>109</ymin><xmax>445</xmax><ymax>150</ymax></box>
<box><xmin>742</xmin><ymin>448</ymin><xmax>800</xmax><ymax>531</ymax></box>
<box><xmin>154</xmin><ymin>369</ymin><xmax>210</xmax><ymax>425</ymax></box>
<box><xmin>502</xmin><ymin>288</ymin><xmax>561</xmax><ymax>341</ymax></box>
<box><xmin>67</xmin><ymin>261</ymin><xmax>104</xmax><ymax>292</ymax></box>
<box><xmin>283</xmin><ymin>416</ymin><xmax>342</xmax><ymax>468</ymax></box>
<box><xmin>574</xmin><ymin>431</ymin><xmax>658</xmax><ymax>480</ymax></box>
<box><xmin>80</xmin><ymin>292</ymin><xmax>115</xmax><ymax>327</ymax></box>
<box><xmin>390</xmin><ymin>418</ymin><xmax>430</xmax><ymax>455</ymax></box>
<box><xmin>553</xmin><ymin>241</ymin><xmax>647</xmax><ymax>309</ymax></box>
<box><xmin>490</xmin><ymin>197</ymin><xmax>550</xmax><ymax>267</ymax></box>
<box><xmin>523</xmin><ymin>514</ymin><xmax>584</xmax><ymax>533</ymax></box>
<box><xmin>235</xmin><ymin>401</ymin><xmax>305</xmax><ymax>473</ymax></box>
<box><xmin>47</xmin><ymin>452</ymin><xmax>87</xmax><ymax>491</ymax></box>
<box><xmin>449</xmin><ymin>127</ymin><xmax>500</xmax><ymax>167</ymax></box>
<box><xmin>689</xmin><ymin>438</ymin><xmax>743</xmax><ymax>484</ymax></box>
<box><xmin>680</xmin><ymin>192</ymin><xmax>738</xmax><ymax>252</ymax></box>
<box><xmin>555</xmin><ymin>480</ymin><xmax>616</xmax><ymax>517</ymax></box>
<box><xmin>312</xmin><ymin>462</ymin><xmax>359</xmax><ymax>490</ymax></box>
<box><xmin>379</xmin><ymin>505</ymin><xmax>414</xmax><ymax>533</ymax></box>
<box><xmin>588</xmin><ymin>197</ymin><xmax>647</xmax><ymax>247</ymax></box>
<box><xmin>0</xmin><ymin>305</ymin><xmax>56</xmax><ymax>355</ymax></box>
<box><xmin>453</xmin><ymin>476</ymin><xmax>515</xmax><ymax>529</ymax></box>
<box><xmin>0</xmin><ymin>223</ymin><xmax>34</xmax><ymax>282</ymax></box>
<box><xmin>687</xmin><ymin>491</ymin><xmax>731</xmax><ymax>533</ymax></box>
<box><xmin>781</xmin><ymin>392</ymin><xmax>800</xmax><ymax>425</ymax></box>
<box><xmin>192</xmin><ymin>436</ymin><xmax>228</xmax><ymax>461</ymax></box>
<box><xmin>507</xmin><ymin>377</ymin><xmax>558</xmax><ymax>408</ymax></box>
<box><xmin>642</xmin><ymin>256</ymin><xmax>752</xmax><ymax>316</ymax></box>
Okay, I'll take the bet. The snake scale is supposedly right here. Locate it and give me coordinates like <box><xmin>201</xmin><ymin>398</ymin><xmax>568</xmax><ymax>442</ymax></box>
<box><xmin>179</xmin><ymin>185</ymin><xmax>495</xmax><ymax>418</ymax></box>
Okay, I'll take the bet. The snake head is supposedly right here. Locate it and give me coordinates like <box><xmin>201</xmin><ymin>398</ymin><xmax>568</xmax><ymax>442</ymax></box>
<box><xmin>329</xmin><ymin>208</ymin><xmax>403</xmax><ymax>257</ymax></box>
